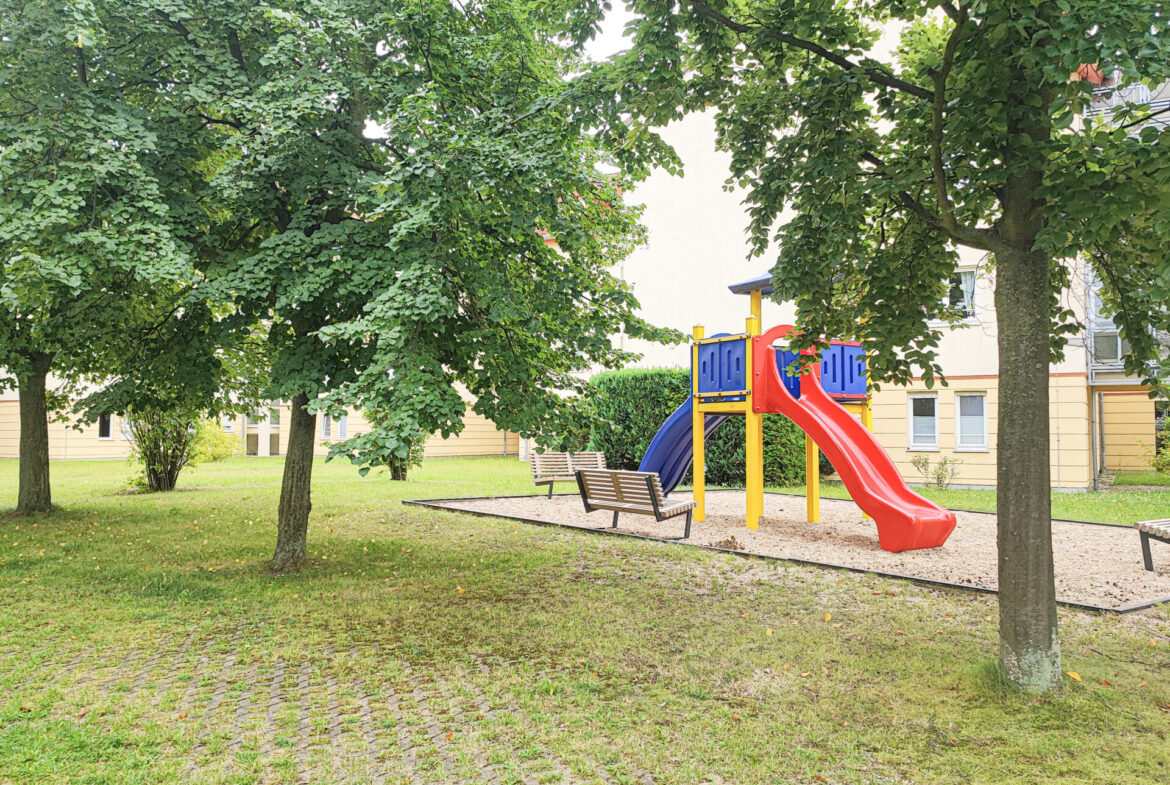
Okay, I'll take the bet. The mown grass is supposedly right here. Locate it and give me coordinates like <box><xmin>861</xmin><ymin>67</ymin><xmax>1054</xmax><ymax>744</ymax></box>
<box><xmin>1113</xmin><ymin>471</ymin><xmax>1170</xmax><ymax>488</ymax></box>
<box><xmin>0</xmin><ymin>456</ymin><xmax>1168</xmax><ymax>784</ymax></box>
<box><xmin>772</xmin><ymin>479</ymin><xmax>1170</xmax><ymax>525</ymax></box>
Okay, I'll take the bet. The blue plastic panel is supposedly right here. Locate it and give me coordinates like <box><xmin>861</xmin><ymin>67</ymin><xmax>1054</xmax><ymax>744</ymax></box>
<box><xmin>777</xmin><ymin>349</ymin><xmax>803</xmax><ymax>400</ymax></box>
<box><xmin>841</xmin><ymin>344</ymin><xmax>868</xmax><ymax>396</ymax></box>
<box><xmin>776</xmin><ymin>343</ymin><xmax>867</xmax><ymax>400</ymax></box>
<box><xmin>696</xmin><ymin>338</ymin><xmax>747</xmax><ymax>395</ymax></box>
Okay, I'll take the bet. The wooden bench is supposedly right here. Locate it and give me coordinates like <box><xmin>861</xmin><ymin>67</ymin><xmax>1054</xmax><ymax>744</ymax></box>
<box><xmin>574</xmin><ymin>468</ymin><xmax>695</xmax><ymax>539</ymax></box>
<box><xmin>1136</xmin><ymin>518</ymin><xmax>1170</xmax><ymax>571</ymax></box>
<box><xmin>531</xmin><ymin>451</ymin><xmax>606</xmax><ymax>497</ymax></box>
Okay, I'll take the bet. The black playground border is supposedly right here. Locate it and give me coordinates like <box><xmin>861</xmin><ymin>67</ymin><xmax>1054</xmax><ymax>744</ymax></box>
<box><xmin>402</xmin><ymin>491</ymin><xmax>1170</xmax><ymax>615</ymax></box>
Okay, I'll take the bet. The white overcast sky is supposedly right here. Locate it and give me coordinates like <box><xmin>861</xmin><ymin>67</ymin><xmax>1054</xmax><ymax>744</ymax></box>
<box><xmin>583</xmin><ymin>4</ymin><xmax>635</xmax><ymax>62</ymax></box>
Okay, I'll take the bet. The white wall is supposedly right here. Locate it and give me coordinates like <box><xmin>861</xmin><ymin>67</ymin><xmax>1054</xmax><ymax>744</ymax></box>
<box><xmin>617</xmin><ymin>112</ymin><xmax>797</xmax><ymax>369</ymax></box>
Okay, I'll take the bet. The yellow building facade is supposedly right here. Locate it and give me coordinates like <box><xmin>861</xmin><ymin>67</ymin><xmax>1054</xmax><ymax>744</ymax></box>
<box><xmin>0</xmin><ymin>387</ymin><xmax>519</xmax><ymax>462</ymax></box>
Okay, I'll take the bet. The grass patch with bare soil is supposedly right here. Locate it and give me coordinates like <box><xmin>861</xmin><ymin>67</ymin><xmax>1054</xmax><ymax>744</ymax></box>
<box><xmin>0</xmin><ymin>457</ymin><xmax>1168</xmax><ymax>784</ymax></box>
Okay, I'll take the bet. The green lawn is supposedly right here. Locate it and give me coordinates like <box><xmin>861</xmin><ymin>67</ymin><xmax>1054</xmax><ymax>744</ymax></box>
<box><xmin>1</xmin><ymin>456</ymin><xmax>1168</xmax><ymax>784</ymax></box>
<box><xmin>1112</xmin><ymin>471</ymin><xmax>1170</xmax><ymax>488</ymax></box>
<box><xmin>773</xmin><ymin>480</ymin><xmax>1170</xmax><ymax>525</ymax></box>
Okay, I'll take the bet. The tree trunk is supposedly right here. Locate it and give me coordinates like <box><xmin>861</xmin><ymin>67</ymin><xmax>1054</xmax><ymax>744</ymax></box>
<box><xmin>16</xmin><ymin>353</ymin><xmax>54</xmax><ymax>515</ymax></box>
<box><xmin>994</xmin><ymin>242</ymin><xmax>1061</xmax><ymax>692</ymax></box>
<box><xmin>271</xmin><ymin>393</ymin><xmax>316</xmax><ymax>572</ymax></box>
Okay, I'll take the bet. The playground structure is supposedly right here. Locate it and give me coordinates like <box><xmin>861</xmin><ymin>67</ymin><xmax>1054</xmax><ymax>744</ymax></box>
<box><xmin>639</xmin><ymin>274</ymin><xmax>957</xmax><ymax>552</ymax></box>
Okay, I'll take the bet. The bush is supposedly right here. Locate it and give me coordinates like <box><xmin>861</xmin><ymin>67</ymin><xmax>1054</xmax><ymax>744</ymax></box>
<box><xmin>192</xmin><ymin>420</ymin><xmax>241</xmax><ymax>463</ymax></box>
<box><xmin>1152</xmin><ymin>432</ymin><xmax>1170</xmax><ymax>474</ymax></box>
<box><xmin>588</xmin><ymin>368</ymin><xmax>812</xmax><ymax>487</ymax></box>
<box><xmin>127</xmin><ymin>414</ymin><xmax>241</xmax><ymax>492</ymax></box>
<box><xmin>910</xmin><ymin>454</ymin><xmax>962</xmax><ymax>489</ymax></box>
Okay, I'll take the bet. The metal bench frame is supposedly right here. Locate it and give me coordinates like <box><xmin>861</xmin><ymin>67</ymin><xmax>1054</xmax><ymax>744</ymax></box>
<box><xmin>574</xmin><ymin>468</ymin><xmax>694</xmax><ymax>539</ymax></box>
<box><xmin>1136</xmin><ymin>518</ymin><xmax>1170</xmax><ymax>571</ymax></box>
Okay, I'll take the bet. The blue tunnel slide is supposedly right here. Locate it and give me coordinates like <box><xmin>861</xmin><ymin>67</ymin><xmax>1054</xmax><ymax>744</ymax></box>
<box><xmin>638</xmin><ymin>398</ymin><xmax>733</xmax><ymax>495</ymax></box>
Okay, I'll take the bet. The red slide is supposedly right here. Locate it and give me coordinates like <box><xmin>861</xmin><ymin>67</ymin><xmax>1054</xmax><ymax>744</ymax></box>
<box><xmin>753</xmin><ymin>326</ymin><xmax>956</xmax><ymax>552</ymax></box>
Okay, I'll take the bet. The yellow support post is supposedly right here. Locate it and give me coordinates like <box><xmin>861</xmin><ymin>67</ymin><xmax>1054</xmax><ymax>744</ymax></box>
<box><xmin>745</xmin><ymin>314</ymin><xmax>763</xmax><ymax>530</ymax></box>
<box><xmin>860</xmin><ymin>400</ymin><xmax>873</xmax><ymax>520</ymax></box>
<box><xmin>691</xmin><ymin>325</ymin><xmax>705</xmax><ymax>522</ymax></box>
<box><xmin>805</xmin><ymin>435</ymin><xmax>820</xmax><ymax>523</ymax></box>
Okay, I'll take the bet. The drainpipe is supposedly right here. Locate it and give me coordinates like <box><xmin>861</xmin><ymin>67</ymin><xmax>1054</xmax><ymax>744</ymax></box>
<box><xmin>1089</xmin><ymin>388</ymin><xmax>1100</xmax><ymax>491</ymax></box>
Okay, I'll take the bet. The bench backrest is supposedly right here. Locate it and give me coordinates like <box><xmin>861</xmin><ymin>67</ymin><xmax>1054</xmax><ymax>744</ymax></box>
<box><xmin>569</xmin><ymin>451</ymin><xmax>606</xmax><ymax>471</ymax></box>
<box><xmin>576</xmin><ymin>469</ymin><xmax>666</xmax><ymax>510</ymax></box>
<box><xmin>531</xmin><ymin>451</ymin><xmax>572</xmax><ymax>479</ymax></box>
<box><xmin>531</xmin><ymin>451</ymin><xmax>607</xmax><ymax>478</ymax></box>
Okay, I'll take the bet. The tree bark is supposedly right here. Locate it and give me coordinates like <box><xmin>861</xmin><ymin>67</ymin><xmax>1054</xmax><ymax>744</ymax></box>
<box><xmin>271</xmin><ymin>393</ymin><xmax>316</xmax><ymax>572</ymax></box>
<box><xmin>994</xmin><ymin>240</ymin><xmax>1061</xmax><ymax>692</ymax></box>
<box><xmin>15</xmin><ymin>353</ymin><xmax>54</xmax><ymax>515</ymax></box>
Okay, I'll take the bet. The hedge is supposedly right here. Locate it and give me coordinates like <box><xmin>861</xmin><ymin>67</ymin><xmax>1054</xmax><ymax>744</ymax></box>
<box><xmin>588</xmin><ymin>368</ymin><xmax>828</xmax><ymax>487</ymax></box>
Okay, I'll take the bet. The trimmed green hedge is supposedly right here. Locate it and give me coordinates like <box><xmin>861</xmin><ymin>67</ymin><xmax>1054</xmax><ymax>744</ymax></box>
<box><xmin>588</xmin><ymin>368</ymin><xmax>820</xmax><ymax>487</ymax></box>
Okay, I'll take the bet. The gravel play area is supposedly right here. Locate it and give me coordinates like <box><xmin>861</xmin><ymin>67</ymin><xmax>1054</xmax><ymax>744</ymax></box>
<box><xmin>414</xmin><ymin>490</ymin><xmax>1170</xmax><ymax>612</ymax></box>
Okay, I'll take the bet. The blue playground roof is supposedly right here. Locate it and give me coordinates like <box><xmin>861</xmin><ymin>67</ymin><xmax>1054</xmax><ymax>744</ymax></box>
<box><xmin>728</xmin><ymin>273</ymin><xmax>773</xmax><ymax>295</ymax></box>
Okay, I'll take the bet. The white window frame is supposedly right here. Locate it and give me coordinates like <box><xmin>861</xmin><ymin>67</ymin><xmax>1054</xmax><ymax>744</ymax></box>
<box><xmin>97</xmin><ymin>414</ymin><xmax>113</xmax><ymax>440</ymax></box>
<box><xmin>222</xmin><ymin>415</ymin><xmax>234</xmax><ymax>433</ymax></box>
<box><xmin>907</xmin><ymin>393</ymin><xmax>939</xmax><ymax>451</ymax></box>
<box><xmin>338</xmin><ymin>415</ymin><xmax>347</xmax><ymax>439</ymax></box>
<box><xmin>954</xmin><ymin>392</ymin><xmax>988</xmax><ymax>452</ymax></box>
<box><xmin>322</xmin><ymin>415</ymin><xmax>332</xmax><ymax>439</ymax></box>
<box><xmin>120</xmin><ymin>417</ymin><xmax>134</xmax><ymax>441</ymax></box>
<box><xmin>930</xmin><ymin>268</ymin><xmax>978</xmax><ymax>325</ymax></box>
<box><xmin>945</xmin><ymin>269</ymin><xmax>977</xmax><ymax>320</ymax></box>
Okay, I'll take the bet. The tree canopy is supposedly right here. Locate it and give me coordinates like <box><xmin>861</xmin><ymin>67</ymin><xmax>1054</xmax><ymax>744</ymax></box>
<box><xmin>590</xmin><ymin>0</ymin><xmax>1170</xmax><ymax>691</ymax></box>
<box><xmin>106</xmin><ymin>0</ymin><xmax>676</xmax><ymax>569</ymax></box>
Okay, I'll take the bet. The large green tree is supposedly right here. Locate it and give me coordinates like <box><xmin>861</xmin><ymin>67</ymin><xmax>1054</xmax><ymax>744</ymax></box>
<box><xmin>594</xmin><ymin>1</ymin><xmax>1170</xmax><ymax>691</ymax></box>
<box><xmin>149</xmin><ymin>0</ymin><xmax>672</xmax><ymax>571</ymax></box>
<box><xmin>0</xmin><ymin>0</ymin><xmax>204</xmax><ymax>514</ymax></box>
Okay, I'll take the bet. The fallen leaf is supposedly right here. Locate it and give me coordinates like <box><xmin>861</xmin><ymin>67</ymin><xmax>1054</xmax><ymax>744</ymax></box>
<box><xmin>782</xmin><ymin>663</ymin><xmax>792</xmax><ymax>670</ymax></box>
<box><xmin>77</xmin><ymin>710</ymin><xmax>86</xmax><ymax>718</ymax></box>
<box><xmin>1066</xmin><ymin>671</ymin><xmax>1082</xmax><ymax>682</ymax></box>
<box><xmin>1099</xmin><ymin>679</ymin><xmax>1112</xmax><ymax>686</ymax></box>
<box><xmin>823</xmin><ymin>613</ymin><xmax>832</xmax><ymax>622</ymax></box>
<box><xmin>445</xmin><ymin>732</ymin><xmax>454</xmax><ymax>739</ymax></box>
<box><xmin>1139</xmin><ymin>679</ymin><xmax>1148</xmax><ymax>687</ymax></box>
<box><xmin>456</xmin><ymin>587</ymin><xmax>465</xmax><ymax>594</ymax></box>
<box><xmin>765</xmin><ymin>628</ymin><xmax>773</xmax><ymax>636</ymax></box>
<box><xmin>177</xmin><ymin>712</ymin><xmax>188</xmax><ymax>720</ymax></box>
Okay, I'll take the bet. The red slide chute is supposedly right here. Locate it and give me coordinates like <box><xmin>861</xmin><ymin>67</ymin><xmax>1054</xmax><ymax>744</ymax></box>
<box><xmin>753</xmin><ymin>325</ymin><xmax>956</xmax><ymax>552</ymax></box>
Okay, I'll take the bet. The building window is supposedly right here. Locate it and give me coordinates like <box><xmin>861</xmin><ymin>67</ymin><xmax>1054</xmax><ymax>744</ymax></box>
<box><xmin>247</xmin><ymin>412</ymin><xmax>262</xmax><ymax>426</ymax></box>
<box><xmin>1092</xmin><ymin>331</ymin><xmax>1130</xmax><ymax>363</ymax></box>
<box><xmin>322</xmin><ymin>415</ymin><xmax>331</xmax><ymax>439</ymax></box>
<box><xmin>956</xmin><ymin>393</ymin><xmax>988</xmax><ymax>450</ymax></box>
<box><xmin>908</xmin><ymin>394</ymin><xmax>938</xmax><ymax>450</ymax></box>
<box><xmin>269</xmin><ymin>408</ymin><xmax>280</xmax><ymax>427</ymax></box>
<box><xmin>222</xmin><ymin>415</ymin><xmax>234</xmax><ymax>432</ymax></box>
<box><xmin>943</xmin><ymin>270</ymin><xmax>976</xmax><ymax>319</ymax></box>
<box><xmin>1087</xmin><ymin>272</ymin><xmax>1130</xmax><ymax>365</ymax></box>
<box><xmin>338</xmin><ymin>415</ymin><xmax>347</xmax><ymax>439</ymax></box>
<box><xmin>120</xmin><ymin>417</ymin><xmax>134</xmax><ymax>440</ymax></box>
<box><xmin>98</xmin><ymin>414</ymin><xmax>112</xmax><ymax>440</ymax></box>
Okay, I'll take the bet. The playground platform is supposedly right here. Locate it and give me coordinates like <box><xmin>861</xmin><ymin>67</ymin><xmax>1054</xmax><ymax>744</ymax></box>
<box><xmin>406</xmin><ymin>490</ymin><xmax>1170</xmax><ymax>613</ymax></box>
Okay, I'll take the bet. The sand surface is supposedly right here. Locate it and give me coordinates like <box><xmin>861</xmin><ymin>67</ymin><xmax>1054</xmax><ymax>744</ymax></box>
<box><xmin>422</xmin><ymin>490</ymin><xmax>1170</xmax><ymax>611</ymax></box>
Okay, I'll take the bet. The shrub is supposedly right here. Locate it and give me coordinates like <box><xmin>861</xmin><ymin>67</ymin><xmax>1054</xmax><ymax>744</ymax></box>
<box><xmin>127</xmin><ymin>413</ymin><xmax>242</xmax><ymax>493</ymax></box>
<box><xmin>910</xmin><ymin>453</ymin><xmax>962</xmax><ymax>489</ymax></box>
<box><xmin>192</xmin><ymin>420</ymin><xmax>241</xmax><ymax>463</ymax></box>
<box><xmin>589</xmin><ymin>369</ymin><xmax>691</xmax><ymax>469</ymax></box>
<box><xmin>1152</xmin><ymin>432</ymin><xmax>1170</xmax><ymax>474</ymax></box>
<box><xmin>588</xmin><ymin>368</ymin><xmax>812</xmax><ymax>487</ymax></box>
